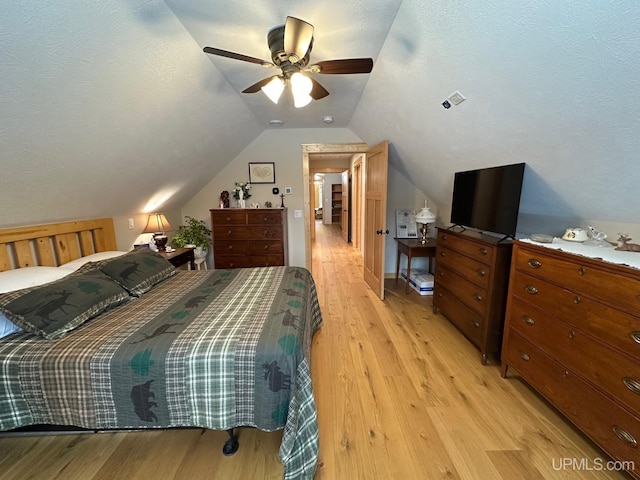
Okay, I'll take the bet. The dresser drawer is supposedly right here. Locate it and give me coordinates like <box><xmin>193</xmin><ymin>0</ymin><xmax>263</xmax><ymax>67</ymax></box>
<box><xmin>213</xmin><ymin>225</ymin><xmax>283</xmax><ymax>240</ymax></box>
<box><xmin>511</xmin><ymin>271</ymin><xmax>640</xmax><ymax>358</ymax></box>
<box><xmin>513</xmin><ymin>246</ymin><xmax>640</xmax><ymax>313</ymax></box>
<box><xmin>438</xmin><ymin>231</ymin><xmax>495</xmax><ymax>265</ymax></box>
<box><xmin>211</xmin><ymin>210</ymin><xmax>246</xmax><ymax>225</ymax></box>
<box><xmin>434</xmin><ymin>284</ymin><xmax>484</xmax><ymax>346</ymax></box>
<box><xmin>435</xmin><ymin>264</ymin><xmax>488</xmax><ymax>317</ymax></box>
<box><xmin>247</xmin><ymin>210</ymin><xmax>283</xmax><ymax>225</ymax></box>
<box><xmin>436</xmin><ymin>246</ymin><xmax>491</xmax><ymax>290</ymax></box>
<box><xmin>504</xmin><ymin>332</ymin><xmax>640</xmax><ymax>470</ymax></box>
<box><xmin>214</xmin><ymin>240</ymin><xmax>283</xmax><ymax>255</ymax></box>
<box><xmin>214</xmin><ymin>254</ymin><xmax>284</xmax><ymax>269</ymax></box>
<box><xmin>508</xmin><ymin>298</ymin><xmax>640</xmax><ymax>415</ymax></box>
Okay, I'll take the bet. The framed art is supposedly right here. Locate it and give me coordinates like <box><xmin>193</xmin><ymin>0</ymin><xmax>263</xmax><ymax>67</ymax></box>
<box><xmin>248</xmin><ymin>162</ymin><xmax>276</xmax><ymax>184</ymax></box>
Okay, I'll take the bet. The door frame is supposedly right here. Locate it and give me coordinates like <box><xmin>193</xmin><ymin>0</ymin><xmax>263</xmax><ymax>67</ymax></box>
<box><xmin>302</xmin><ymin>143</ymin><xmax>368</xmax><ymax>272</ymax></box>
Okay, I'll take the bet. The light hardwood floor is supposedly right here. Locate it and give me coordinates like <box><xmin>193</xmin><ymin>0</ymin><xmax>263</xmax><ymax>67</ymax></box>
<box><xmin>0</xmin><ymin>223</ymin><xmax>631</xmax><ymax>479</ymax></box>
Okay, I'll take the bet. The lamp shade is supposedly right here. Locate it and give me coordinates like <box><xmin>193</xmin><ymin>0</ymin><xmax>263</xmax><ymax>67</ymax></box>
<box><xmin>290</xmin><ymin>72</ymin><xmax>313</xmax><ymax>108</ymax></box>
<box><xmin>261</xmin><ymin>76</ymin><xmax>285</xmax><ymax>104</ymax></box>
<box><xmin>143</xmin><ymin>213</ymin><xmax>172</xmax><ymax>234</ymax></box>
<box><xmin>414</xmin><ymin>207</ymin><xmax>436</xmax><ymax>224</ymax></box>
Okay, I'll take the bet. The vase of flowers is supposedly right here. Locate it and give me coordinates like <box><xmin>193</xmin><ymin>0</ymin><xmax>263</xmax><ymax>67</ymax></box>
<box><xmin>233</xmin><ymin>182</ymin><xmax>251</xmax><ymax>208</ymax></box>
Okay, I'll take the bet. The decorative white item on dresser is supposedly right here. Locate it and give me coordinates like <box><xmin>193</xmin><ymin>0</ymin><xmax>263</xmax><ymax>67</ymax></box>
<box><xmin>502</xmin><ymin>240</ymin><xmax>640</xmax><ymax>479</ymax></box>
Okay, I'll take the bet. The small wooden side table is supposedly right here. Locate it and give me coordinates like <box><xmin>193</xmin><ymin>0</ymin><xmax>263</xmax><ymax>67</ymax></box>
<box><xmin>158</xmin><ymin>247</ymin><xmax>195</xmax><ymax>270</ymax></box>
<box><xmin>395</xmin><ymin>237</ymin><xmax>437</xmax><ymax>294</ymax></box>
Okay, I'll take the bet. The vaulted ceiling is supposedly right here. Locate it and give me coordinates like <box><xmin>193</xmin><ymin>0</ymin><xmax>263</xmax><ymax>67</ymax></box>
<box><xmin>1</xmin><ymin>1</ymin><xmax>639</xmax><ymax>233</ymax></box>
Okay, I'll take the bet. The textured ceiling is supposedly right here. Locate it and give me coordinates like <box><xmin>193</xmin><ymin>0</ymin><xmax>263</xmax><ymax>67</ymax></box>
<box><xmin>1</xmin><ymin>1</ymin><xmax>639</xmax><ymax>234</ymax></box>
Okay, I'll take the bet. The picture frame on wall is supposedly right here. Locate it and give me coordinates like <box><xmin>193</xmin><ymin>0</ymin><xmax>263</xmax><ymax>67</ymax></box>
<box><xmin>248</xmin><ymin>162</ymin><xmax>276</xmax><ymax>184</ymax></box>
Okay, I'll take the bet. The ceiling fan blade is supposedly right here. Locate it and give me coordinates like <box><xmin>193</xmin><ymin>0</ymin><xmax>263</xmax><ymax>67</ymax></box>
<box><xmin>203</xmin><ymin>46</ymin><xmax>272</xmax><ymax>66</ymax></box>
<box><xmin>309</xmin><ymin>78</ymin><xmax>329</xmax><ymax>100</ymax></box>
<box><xmin>284</xmin><ymin>16</ymin><xmax>314</xmax><ymax>61</ymax></box>
<box><xmin>311</xmin><ymin>58</ymin><xmax>374</xmax><ymax>74</ymax></box>
<box><xmin>242</xmin><ymin>77</ymin><xmax>276</xmax><ymax>94</ymax></box>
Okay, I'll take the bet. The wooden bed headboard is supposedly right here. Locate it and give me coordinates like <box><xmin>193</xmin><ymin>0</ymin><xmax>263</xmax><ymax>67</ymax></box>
<box><xmin>0</xmin><ymin>218</ymin><xmax>117</xmax><ymax>272</ymax></box>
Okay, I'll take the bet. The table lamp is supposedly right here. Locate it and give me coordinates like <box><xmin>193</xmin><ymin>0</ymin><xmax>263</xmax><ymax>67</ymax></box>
<box><xmin>414</xmin><ymin>202</ymin><xmax>436</xmax><ymax>245</ymax></box>
<box><xmin>143</xmin><ymin>213</ymin><xmax>172</xmax><ymax>251</ymax></box>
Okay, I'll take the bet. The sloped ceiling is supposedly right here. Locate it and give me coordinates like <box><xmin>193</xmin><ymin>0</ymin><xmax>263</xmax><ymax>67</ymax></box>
<box><xmin>1</xmin><ymin>1</ymin><xmax>639</xmax><ymax>232</ymax></box>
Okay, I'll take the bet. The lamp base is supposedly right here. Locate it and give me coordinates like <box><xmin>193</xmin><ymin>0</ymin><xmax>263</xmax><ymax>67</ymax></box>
<box><xmin>154</xmin><ymin>235</ymin><xmax>168</xmax><ymax>252</ymax></box>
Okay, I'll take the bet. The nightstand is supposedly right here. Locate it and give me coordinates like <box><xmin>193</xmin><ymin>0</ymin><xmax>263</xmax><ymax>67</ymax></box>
<box><xmin>158</xmin><ymin>247</ymin><xmax>195</xmax><ymax>269</ymax></box>
<box><xmin>395</xmin><ymin>237</ymin><xmax>437</xmax><ymax>294</ymax></box>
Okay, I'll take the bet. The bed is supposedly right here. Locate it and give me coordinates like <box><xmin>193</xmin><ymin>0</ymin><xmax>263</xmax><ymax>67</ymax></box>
<box><xmin>0</xmin><ymin>218</ymin><xmax>322</xmax><ymax>480</ymax></box>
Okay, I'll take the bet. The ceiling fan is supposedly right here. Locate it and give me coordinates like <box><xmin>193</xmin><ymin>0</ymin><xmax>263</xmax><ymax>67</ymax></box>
<box><xmin>203</xmin><ymin>16</ymin><xmax>373</xmax><ymax>108</ymax></box>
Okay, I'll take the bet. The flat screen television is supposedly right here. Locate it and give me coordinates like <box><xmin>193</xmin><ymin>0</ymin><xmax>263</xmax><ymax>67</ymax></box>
<box><xmin>450</xmin><ymin>162</ymin><xmax>526</xmax><ymax>238</ymax></box>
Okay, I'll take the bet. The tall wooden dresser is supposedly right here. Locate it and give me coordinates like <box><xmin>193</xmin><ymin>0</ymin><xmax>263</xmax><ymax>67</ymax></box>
<box><xmin>502</xmin><ymin>241</ymin><xmax>639</xmax><ymax>478</ymax></box>
<box><xmin>210</xmin><ymin>208</ymin><xmax>288</xmax><ymax>269</ymax></box>
<box><xmin>433</xmin><ymin>228</ymin><xmax>513</xmax><ymax>364</ymax></box>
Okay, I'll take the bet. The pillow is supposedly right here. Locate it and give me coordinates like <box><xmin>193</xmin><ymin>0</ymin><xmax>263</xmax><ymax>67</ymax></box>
<box><xmin>0</xmin><ymin>266</ymin><xmax>71</xmax><ymax>294</ymax></box>
<box><xmin>0</xmin><ymin>269</ymin><xmax>131</xmax><ymax>340</ymax></box>
<box><xmin>57</xmin><ymin>251</ymin><xmax>128</xmax><ymax>272</ymax></box>
<box><xmin>98</xmin><ymin>248</ymin><xmax>177</xmax><ymax>296</ymax></box>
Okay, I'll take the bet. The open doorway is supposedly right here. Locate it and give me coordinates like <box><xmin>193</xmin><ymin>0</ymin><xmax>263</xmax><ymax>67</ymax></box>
<box><xmin>302</xmin><ymin>143</ymin><xmax>368</xmax><ymax>272</ymax></box>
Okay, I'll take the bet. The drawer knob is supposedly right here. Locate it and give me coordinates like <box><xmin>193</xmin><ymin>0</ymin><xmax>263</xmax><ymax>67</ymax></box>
<box><xmin>573</xmin><ymin>295</ymin><xmax>581</xmax><ymax>304</ymax></box>
<box><xmin>525</xmin><ymin>284</ymin><xmax>538</xmax><ymax>295</ymax></box>
<box><xmin>578</xmin><ymin>266</ymin><xmax>586</xmax><ymax>276</ymax></box>
<box><xmin>612</xmin><ymin>425</ymin><xmax>638</xmax><ymax>447</ymax></box>
<box><xmin>439</xmin><ymin>271</ymin><xmax>444</xmax><ymax>277</ymax></box>
<box><xmin>473</xmin><ymin>293</ymin><xmax>483</xmax><ymax>302</ymax></box>
<box><xmin>263</xmin><ymin>245</ymin><xmax>268</xmax><ymax>250</ymax></box>
<box><xmin>473</xmin><ymin>322</ymin><xmax>480</xmax><ymax>328</ymax></box>
<box><xmin>476</xmin><ymin>269</ymin><xmax>486</xmax><ymax>277</ymax></box>
<box><xmin>479</xmin><ymin>248</ymin><xmax>488</xmax><ymax>256</ymax></box>
<box><xmin>562</xmin><ymin>370</ymin><xmax>570</xmax><ymax>378</ymax></box>
<box><xmin>522</xmin><ymin>315</ymin><xmax>535</xmax><ymax>325</ymax></box>
<box><xmin>631</xmin><ymin>331</ymin><xmax>640</xmax><ymax>344</ymax></box>
<box><xmin>568</xmin><ymin>330</ymin><xmax>576</xmax><ymax>340</ymax></box>
<box><xmin>442</xmin><ymin>234</ymin><xmax>447</xmax><ymax>240</ymax></box>
<box><xmin>227</xmin><ymin>230</ymin><xmax>232</xmax><ymax>235</ymax></box>
<box><xmin>623</xmin><ymin>377</ymin><xmax>640</xmax><ymax>395</ymax></box>
<box><xmin>440</xmin><ymin>251</ymin><xmax>446</xmax><ymax>257</ymax></box>
<box><xmin>225</xmin><ymin>217</ymin><xmax>231</xmax><ymax>222</ymax></box>
<box><xmin>228</xmin><ymin>245</ymin><xmax>233</xmax><ymax>250</ymax></box>
<box><xmin>263</xmin><ymin>230</ymin><xmax>268</xmax><ymax>236</ymax></box>
<box><xmin>518</xmin><ymin>350</ymin><xmax>530</xmax><ymax>361</ymax></box>
<box><xmin>527</xmin><ymin>258</ymin><xmax>542</xmax><ymax>269</ymax></box>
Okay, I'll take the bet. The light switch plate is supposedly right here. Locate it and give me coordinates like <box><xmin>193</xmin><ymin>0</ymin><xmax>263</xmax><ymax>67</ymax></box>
<box><xmin>294</xmin><ymin>210</ymin><xmax>303</xmax><ymax>218</ymax></box>
<box><xmin>284</xmin><ymin>187</ymin><xmax>292</xmax><ymax>195</ymax></box>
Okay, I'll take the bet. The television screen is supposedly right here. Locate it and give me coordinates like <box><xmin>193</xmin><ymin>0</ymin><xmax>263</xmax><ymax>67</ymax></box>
<box><xmin>450</xmin><ymin>163</ymin><xmax>525</xmax><ymax>238</ymax></box>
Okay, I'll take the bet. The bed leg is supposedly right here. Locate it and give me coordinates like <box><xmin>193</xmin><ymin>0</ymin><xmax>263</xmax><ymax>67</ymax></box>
<box><xmin>222</xmin><ymin>428</ymin><xmax>239</xmax><ymax>456</ymax></box>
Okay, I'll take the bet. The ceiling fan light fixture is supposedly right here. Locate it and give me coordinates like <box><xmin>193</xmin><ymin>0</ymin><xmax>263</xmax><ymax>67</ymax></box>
<box><xmin>261</xmin><ymin>76</ymin><xmax>285</xmax><ymax>104</ymax></box>
<box><xmin>290</xmin><ymin>72</ymin><xmax>313</xmax><ymax>108</ymax></box>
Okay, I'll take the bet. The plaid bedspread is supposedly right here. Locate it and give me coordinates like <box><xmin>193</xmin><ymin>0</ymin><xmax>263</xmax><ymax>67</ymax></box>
<box><xmin>0</xmin><ymin>266</ymin><xmax>322</xmax><ymax>479</ymax></box>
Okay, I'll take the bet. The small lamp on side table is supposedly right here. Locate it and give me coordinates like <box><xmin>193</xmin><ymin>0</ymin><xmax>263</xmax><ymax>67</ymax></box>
<box><xmin>143</xmin><ymin>213</ymin><xmax>172</xmax><ymax>252</ymax></box>
<box><xmin>414</xmin><ymin>202</ymin><xmax>436</xmax><ymax>245</ymax></box>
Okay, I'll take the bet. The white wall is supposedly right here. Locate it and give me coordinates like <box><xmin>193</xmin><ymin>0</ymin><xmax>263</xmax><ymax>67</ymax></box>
<box><xmin>182</xmin><ymin>128</ymin><xmax>363</xmax><ymax>267</ymax></box>
<box><xmin>384</xmin><ymin>163</ymin><xmax>438</xmax><ymax>274</ymax></box>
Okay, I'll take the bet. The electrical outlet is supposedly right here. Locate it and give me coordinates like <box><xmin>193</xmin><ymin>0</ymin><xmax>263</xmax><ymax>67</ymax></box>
<box><xmin>128</xmin><ymin>218</ymin><xmax>135</xmax><ymax>229</ymax></box>
<box><xmin>284</xmin><ymin>187</ymin><xmax>292</xmax><ymax>195</ymax></box>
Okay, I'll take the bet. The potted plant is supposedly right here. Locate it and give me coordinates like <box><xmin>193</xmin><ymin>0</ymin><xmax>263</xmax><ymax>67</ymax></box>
<box><xmin>172</xmin><ymin>216</ymin><xmax>212</xmax><ymax>259</ymax></box>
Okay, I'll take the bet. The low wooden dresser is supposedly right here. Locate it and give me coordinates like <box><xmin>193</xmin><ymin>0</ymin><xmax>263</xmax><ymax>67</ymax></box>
<box><xmin>433</xmin><ymin>228</ymin><xmax>513</xmax><ymax>364</ymax></box>
<box><xmin>210</xmin><ymin>208</ymin><xmax>288</xmax><ymax>269</ymax></box>
<box><xmin>502</xmin><ymin>240</ymin><xmax>640</xmax><ymax>478</ymax></box>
